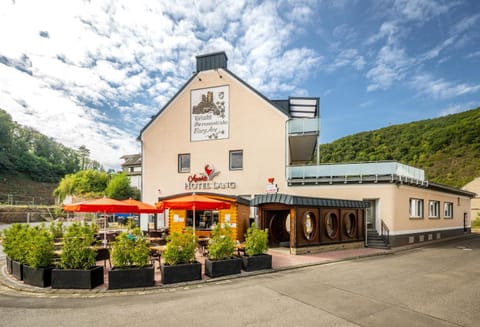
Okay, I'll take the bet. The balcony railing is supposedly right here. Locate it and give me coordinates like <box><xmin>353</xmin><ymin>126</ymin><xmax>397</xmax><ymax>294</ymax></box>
<box><xmin>287</xmin><ymin>118</ymin><xmax>320</xmax><ymax>135</ymax></box>
<box><xmin>287</xmin><ymin>161</ymin><xmax>426</xmax><ymax>184</ymax></box>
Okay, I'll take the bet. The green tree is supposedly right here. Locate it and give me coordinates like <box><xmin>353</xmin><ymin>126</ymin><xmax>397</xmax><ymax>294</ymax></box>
<box><xmin>105</xmin><ymin>172</ymin><xmax>139</xmax><ymax>200</ymax></box>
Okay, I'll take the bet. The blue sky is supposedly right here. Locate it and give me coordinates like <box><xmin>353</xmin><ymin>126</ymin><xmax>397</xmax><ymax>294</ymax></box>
<box><xmin>1</xmin><ymin>0</ymin><xmax>479</xmax><ymax>170</ymax></box>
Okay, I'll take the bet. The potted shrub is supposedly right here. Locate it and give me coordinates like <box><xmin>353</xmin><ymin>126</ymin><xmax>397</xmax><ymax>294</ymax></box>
<box><xmin>241</xmin><ymin>223</ymin><xmax>272</xmax><ymax>272</ymax></box>
<box><xmin>205</xmin><ymin>223</ymin><xmax>241</xmax><ymax>278</ymax></box>
<box><xmin>23</xmin><ymin>225</ymin><xmax>56</xmax><ymax>287</ymax></box>
<box><xmin>51</xmin><ymin>223</ymin><xmax>104</xmax><ymax>289</ymax></box>
<box><xmin>161</xmin><ymin>228</ymin><xmax>201</xmax><ymax>284</ymax></box>
<box><xmin>1</xmin><ymin>224</ymin><xmax>30</xmax><ymax>280</ymax></box>
<box><xmin>108</xmin><ymin>228</ymin><xmax>154</xmax><ymax>290</ymax></box>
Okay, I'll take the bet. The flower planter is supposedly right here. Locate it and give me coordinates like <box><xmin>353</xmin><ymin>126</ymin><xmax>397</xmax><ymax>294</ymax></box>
<box><xmin>11</xmin><ymin>259</ymin><xmax>23</xmax><ymax>280</ymax></box>
<box><xmin>108</xmin><ymin>265</ymin><xmax>155</xmax><ymax>290</ymax></box>
<box><xmin>51</xmin><ymin>266</ymin><xmax>104</xmax><ymax>289</ymax></box>
<box><xmin>5</xmin><ymin>257</ymin><xmax>12</xmax><ymax>275</ymax></box>
<box><xmin>205</xmin><ymin>257</ymin><xmax>242</xmax><ymax>278</ymax></box>
<box><xmin>241</xmin><ymin>254</ymin><xmax>272</xmax><ymax>272</ymax></box>
<box><xmin>161</xmin><ymin>261</ymin><xmax>202</xmax><ymax>284</ymax></box>
<box><xmin>22</xmin><ymin>265</ymin><xmax>55</xmax><ymax>288</ymax></box>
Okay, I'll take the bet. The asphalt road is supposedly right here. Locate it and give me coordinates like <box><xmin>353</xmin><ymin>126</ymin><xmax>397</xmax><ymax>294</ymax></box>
<box><xmin>0</xmin><ymin>235</ymin><xmax>479</xmax><ymax>327</ymax></box>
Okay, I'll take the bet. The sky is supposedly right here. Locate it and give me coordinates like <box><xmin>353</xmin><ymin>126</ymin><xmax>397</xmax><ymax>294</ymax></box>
<box><xmin>1</xmin><ymin>0</ymin><xmax>479</xmax><ymax>170</ymax></box>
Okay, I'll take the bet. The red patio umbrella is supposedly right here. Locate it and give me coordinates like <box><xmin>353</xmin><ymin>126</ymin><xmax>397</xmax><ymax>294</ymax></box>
<box><xmin>64</xmin><ymin>197</ymin><xmax>139</xmax><ymax>246</ymax></box>
<box><xmin>156</xmin><ymin>193</ymin><xmax>231</xmax><ymax>234</ymax></box>
<box><xmin>121</xmin><ymin>198</ymin><xmax>163</xmax><ymax>214</ymax></box>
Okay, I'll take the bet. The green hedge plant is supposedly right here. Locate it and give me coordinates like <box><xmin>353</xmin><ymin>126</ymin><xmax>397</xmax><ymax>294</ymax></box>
<box><xmin>111</xmin><ymin>228</ymin><xmax>150</xmax><ymax>268</ymax></box>
<box><xmin>208</xmin><ymin>223</ymin><xmax>235</xmax><ymax>260</ymax></box>
<box><xmin>60</xmin><ymin>223</ymin><xmax>97</xmax><ymax>270</ymax></box>
<box><xmin>244</xmin><ymin>223</ymin><xmax>269</xmax><ymax>256</ymax></box>
<box><xmin>26</xmin><ymin>225</ymin><xmax>55</xmax><ymax>268</ymax></box>
<box><xmin>1</xmin><ymin>224</ymin><xmax>30</xmax><ymax>263</ymax></box>
<box><xmin>162</xmin><ymin>228</ymin><xmax>196</xmax><ymax>265</ymax></box>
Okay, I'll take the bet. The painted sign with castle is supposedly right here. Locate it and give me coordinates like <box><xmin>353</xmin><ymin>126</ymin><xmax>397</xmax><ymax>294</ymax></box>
<box><xmin>191</xmin><ymin>85</ymin><xmax>229</xmax><ymax>141</ymax></box>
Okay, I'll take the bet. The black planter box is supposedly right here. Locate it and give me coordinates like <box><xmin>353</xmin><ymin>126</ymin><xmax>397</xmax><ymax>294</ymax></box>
<box><xmin>205</xmin><ymin>257</ymin><xmax>242</xmax><ymax>278</ymax></box>
<box><xmin>52</xmin><ymin>266</ymin><xmax>104</xmax><ymax>289</ymax></box>
<box><xmin>11</xmin><ymin>259</ymin><xmax>23</xmax><ymax>280</ymax></box>
<box><xmin>108</xmin><ymin>265</ymin><xmax>155</xmax><ymax>290</ymax></box>
<box><xmin>5</xmin><ymin>257</ymin><xmax>12</xmax><ymax>275</ymax></box>
<box><xmin>23</xmin><ymin>265</ymin><xmax>55</xmax><ymax>288</ymax></box>
<box><xmin>161</xmin><ymin>261</ymin><xmax>202</xmax><ymax>284</ymax></box>
<box><xmin>241</xmin><ymin>254</ymin><xmax>272</xmax><ymax>272</ymax></box>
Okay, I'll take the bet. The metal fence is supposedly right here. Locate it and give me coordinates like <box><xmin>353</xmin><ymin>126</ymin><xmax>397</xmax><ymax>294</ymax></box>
<box><xmin>0</xmin><ymin>193</ymin><xmax>56</xmax><ymax>206</ymax></box>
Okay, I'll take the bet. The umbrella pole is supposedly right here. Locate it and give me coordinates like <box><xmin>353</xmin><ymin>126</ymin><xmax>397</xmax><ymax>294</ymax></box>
<box><xmin>103</xmin><ymin>211</ymin><xmax>107</xmax><ymax>248</ymax></box>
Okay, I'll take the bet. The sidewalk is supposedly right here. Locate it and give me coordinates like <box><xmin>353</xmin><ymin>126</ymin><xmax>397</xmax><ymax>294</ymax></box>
<box><xmin>1</xmin><ymin>233</ymin><xmax>476</xmax><ymax>298</ymax></box>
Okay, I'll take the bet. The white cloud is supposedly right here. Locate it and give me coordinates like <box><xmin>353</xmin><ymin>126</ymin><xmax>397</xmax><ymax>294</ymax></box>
<box><xmin>0</xmin><ymin>0</ymin><xmax>320</xmax><ymax>169</ymax></box>
<box><xmin>438</xmin><ymin>101</ymin><xmax>479</xmax><ymax>116</ymax></box>
<box><xmin>327</xmin><ymin>49</ymin><xmax>365</xmax><ymax>72</ymax></box>
<box><xmin>366</xmin><ymin>45</ymin><xmax>412</xmax><ymax>91</ymax></box>
<box><xmin>394</xmin><ymin>0</ymin><xmax>451</xmax><ymax>21</ymax></box>
<box><xmin>411</xmin><ymin>74</ymin><xmax>480</xmax><ymax>100</ymax></box>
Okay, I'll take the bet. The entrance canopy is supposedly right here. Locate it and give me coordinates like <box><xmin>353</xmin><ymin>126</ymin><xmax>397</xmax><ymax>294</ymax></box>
<box><xmin>251</xmin><ymin>193</ymin><xmax>369</xmax><ymax>208</ymax></box>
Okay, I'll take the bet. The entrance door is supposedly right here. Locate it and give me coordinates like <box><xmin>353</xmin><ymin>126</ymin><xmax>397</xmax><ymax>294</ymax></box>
<box><xmin>464</xmin><ymin>212</ymin><xmax>468</xmax><ymax>232</ymax></box>
<box><xmin>365</xmin><ymin>199</ymin><xmax>377</xmax><ymax>230</ymax></box>
<box><xmin>265</xmin><ymin>210</ymin><xmax>290</xmax><ymax>247</ymax></box>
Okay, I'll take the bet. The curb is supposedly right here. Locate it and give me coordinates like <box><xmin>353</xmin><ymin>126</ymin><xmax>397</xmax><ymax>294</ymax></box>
<box><xmin>0</xmin><ymin>233</ymin><xmax>477</xmax><ymax>298</ymax></box>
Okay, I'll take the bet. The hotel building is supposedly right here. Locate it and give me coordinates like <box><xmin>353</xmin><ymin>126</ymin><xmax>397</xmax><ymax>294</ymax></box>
<box><xmin>139</xmin><ymin>52</ymin><xmax>474</xmax><ymax>253</ymax></box>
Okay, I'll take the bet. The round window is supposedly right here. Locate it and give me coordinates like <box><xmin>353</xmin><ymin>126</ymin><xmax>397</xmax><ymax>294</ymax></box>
<box><xmin>325</xmin><ymin>212</ymin><xmax>338</xmax><ymax>239</ymax></box>
<box><xmin>302</xmin><ymin>211</ymin><xmax>316</xmax><ymax>240</ymax></box>
<box><xmin>344</xmin><ymin>213</ymin><xmax>356</xmax><ymax>237</ymax></box>
<box><xmin>285</xmin><ymin>214</ymin><xmax>290</xmax><ymax>234</ymax></box>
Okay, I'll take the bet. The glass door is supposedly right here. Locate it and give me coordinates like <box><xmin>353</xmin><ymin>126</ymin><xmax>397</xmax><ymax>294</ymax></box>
<box><xmin>365</xmin><ymin>199</ymin><xmax>377</xmax><ymax>230</ymax></box>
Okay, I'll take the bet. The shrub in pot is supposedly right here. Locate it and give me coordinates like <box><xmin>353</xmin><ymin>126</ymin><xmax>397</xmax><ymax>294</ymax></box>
<box><xmin>52</xmin><ymin>223</ymin><xmax>104</xmax><ymax>289</ymax></box>
<box><xmin>205</xmin><ymin>223</ymin><xmax>241</xmax><ymax>278</ymax></box>
<box><xmin>161</xmin><ymin>228</ymin><xmax>201</xmax><ymax>284</ymax></box>
<box><xmin>108</xmin><ymin>227</ymin><xmax>154</xmax><ymax>290</ymax></box>
<box><xmin>1</xmin><ymin>224</ymin><xmax>30</xmax><ymax>280</ymax></box>
<box><xmin>23</xmin><ymin>225</ymin><xmax>55</xmax><ymax>287</ymax></box>
<box><xmin>242</xmin><ymin>223</ymin><xmax>272</xmax><ymax>272</ymax></box>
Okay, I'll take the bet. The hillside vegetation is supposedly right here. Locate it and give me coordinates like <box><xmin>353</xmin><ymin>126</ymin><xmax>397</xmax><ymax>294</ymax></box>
<box><xmin>319</xmin><ymin>107</ymin><xmax>480</xmax><ymax>188</ymax></box>
<box><xmin>0</xmin><ymin>108</ymin><xmax>104</xmax><ymax>205</ymax></box>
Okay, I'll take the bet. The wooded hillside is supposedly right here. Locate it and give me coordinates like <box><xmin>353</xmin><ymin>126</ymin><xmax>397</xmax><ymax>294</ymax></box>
<box><xmin>319</xmin><ymin>107</ymin><xmax>480</xmax><ymax>188</ymax></box>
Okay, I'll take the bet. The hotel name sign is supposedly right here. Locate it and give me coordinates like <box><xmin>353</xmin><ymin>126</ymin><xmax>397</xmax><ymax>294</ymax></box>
<box><xmin>185</xmin><ymin>164</ymin><xmax>236</xmax><ymax>191</ymax></box>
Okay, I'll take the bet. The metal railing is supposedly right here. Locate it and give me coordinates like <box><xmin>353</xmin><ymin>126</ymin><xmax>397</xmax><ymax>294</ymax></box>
<box><xmin>287</xmin><ymin>161</ymin><xmax>425</xmax><ymax>183</ymax></box>
<box><xmin>381</xmin><ymin>219</ymin><xmax>390</xmax><ymax>246</ymax></box>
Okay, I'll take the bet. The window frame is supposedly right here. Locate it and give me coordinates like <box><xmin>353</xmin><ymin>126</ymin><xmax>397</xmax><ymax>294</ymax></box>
<box><xmin>444</xmin><ymin>202</ymin><xmax>454</xmax><ymax>219</ymax></box>
<box><xmin>229</xmin><ymin>150</ymin><xmax>243</xmax><ymax>170</ymax></box>
<box><xmin>428</xmin><ymin>200</ymin><xmax>440</xmax><ymax>219</ymax></box>
<box><xmin>409</xmin><ymin>198</ymin><xmax>424</xmax><ymax>219</ymax></box>
<box><xmin>178</xmin><ymin>153</ymin><xmax>191</xmax><ymax>173</ymax></box>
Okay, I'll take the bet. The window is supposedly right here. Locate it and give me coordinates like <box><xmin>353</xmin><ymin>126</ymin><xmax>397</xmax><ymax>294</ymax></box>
<box><xmin>186</xmin><ymin>210</ymin><xmax>219</xmax><ymax>230</ymax></box>
<box><xmin>178</xmin><ymin>153</ymin><xmax>190</xmax><ymax>173</ymax></box>
<box><xmin>444</xmin><ymin>202</ymin><xmax>453</xmax><ymax>219</ymax></box>
<box><xmin>229</xmin><ymin>150</ymin><xmax>243</xmax><ymax>170</ymax></box>
<box><xmin>429</xmin><ymin>200</ymin><xmax>440</xmax><ymax>218</ymax></box>
<box><xmin>409</xmin><ymin>198</ymin><xmax>424</xmax><ymax>218</ymax></box>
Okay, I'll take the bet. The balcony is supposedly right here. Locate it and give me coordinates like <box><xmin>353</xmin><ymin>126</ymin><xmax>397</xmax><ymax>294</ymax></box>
<box><xmin>287</xmin><ymin>161</ymin><xmax>426</xmax><ymax>185</ymax></box>
<box><xmin>287</xmin><ymin>118</ymin><xmax>320</xmax><ymax>164</ymax></box>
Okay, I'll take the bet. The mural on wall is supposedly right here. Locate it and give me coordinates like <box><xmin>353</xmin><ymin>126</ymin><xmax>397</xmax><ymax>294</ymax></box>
<box><xmin>191</xmin><ymin>86</ymin><xmax>229</xmax><ymax>141</ymax></box>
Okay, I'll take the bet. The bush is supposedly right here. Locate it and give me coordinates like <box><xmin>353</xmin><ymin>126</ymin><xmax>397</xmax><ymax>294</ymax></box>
<box><xmin>60</xmin><ymin>223</ymin><xmax>97</xmax><ymax>270</ymax></box>
<box><xmin>244</xmin><ymin>223</ymin><xmax>269</xmax><ymax>256</ymax></box>
<box><xmin>26</xmin><ymin>225</ymin><xmax>55</xmax><ymax>268</ymax></box>
<box><xmin>1</xmin><ymin>224</ymin><xmax>30</xmax><ymax>263</ymax></box>
<box><xmin>208</xmin><ymin>223</ymin><xmax>235</xmax><ymax>260</ymax></box>
<box><xmin>472</xmin><ymin>215</ymin><xmax>480</xmax><ymax>229</ymax></box>
<box><xmin>49</xmin><ymin>220</ymin><xmax>64</xmax><ymax>239</ymax></box>
<box><xmin>162</xmin><ymin>228</ymin><xmax>196</xmax><ymax>265</ymax></box>
<box><xmin>111</xmin><ymin>228</ymin><xmax>150</xmax><ymax>268</ymax></box>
